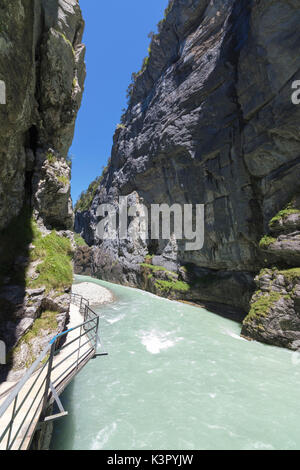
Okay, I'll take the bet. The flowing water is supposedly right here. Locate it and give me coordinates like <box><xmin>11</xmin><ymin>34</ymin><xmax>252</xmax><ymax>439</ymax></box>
<box><xmin>51</xmin><ymin>275</ymin><xmax>300</xmax><ymax>450</ymax></box>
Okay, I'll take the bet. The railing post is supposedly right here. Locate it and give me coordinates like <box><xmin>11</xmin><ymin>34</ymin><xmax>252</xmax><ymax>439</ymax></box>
<box><xmin>6</xmin><ymin>395</ymin><xmax>18</xmax><ymax>450</ymax></box>
<box><xmin>76</xmin><ymin>324</ymin><xmax>83</xmax><ymax>371</ymax></box>
<box><xmin>41</xmin><ymin>342</ymin><xmax>55</xmax><ymax>418</ymax></box>
<box><xmin>94</xmin><ymin>316</ymin><xmax>100</xmax><ymax>355</ymax></box>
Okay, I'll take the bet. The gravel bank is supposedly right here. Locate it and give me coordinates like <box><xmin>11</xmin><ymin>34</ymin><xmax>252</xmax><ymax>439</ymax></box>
<box><xmin>72</xmin><ymin>282</ymin><xmax>114</xmax><ymax>306</ymax></box>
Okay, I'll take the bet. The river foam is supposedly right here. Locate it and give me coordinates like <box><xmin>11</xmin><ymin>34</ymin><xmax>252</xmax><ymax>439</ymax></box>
<box><xmin>139</xmin><ymin>329</ymin><xmax>183</xmax><ymax>354</ymax></box>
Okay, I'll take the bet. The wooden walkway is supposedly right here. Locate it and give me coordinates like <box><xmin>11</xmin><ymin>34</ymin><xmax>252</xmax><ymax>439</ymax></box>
<box><xmin>0</xmin><ymin>295</ymin><xmax>100</xmax><ymax>450</ymax></box>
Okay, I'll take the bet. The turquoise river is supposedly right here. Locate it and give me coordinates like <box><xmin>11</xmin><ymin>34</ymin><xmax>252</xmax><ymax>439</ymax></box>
<box><xmin>50</xmin><ymin>275</ymin><xmax>300</xmax><ymax>450</ymax></box>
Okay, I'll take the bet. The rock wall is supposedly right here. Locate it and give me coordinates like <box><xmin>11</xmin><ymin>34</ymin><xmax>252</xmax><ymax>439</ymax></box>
<box><xmin>0</xmin><ymin>0</ymin><xmax>85</xmax><ymax>231</ymax></box>
<box><xmin>75</xmin><ymin>0</ymin><xmax>300</xmax><ymax>348</ymax></box>
<box><xmin>0</xmin><ymin>0</ymin><xmax>85</xmax><ymax>381</ymax></box>
<box><xmin>241</xmin><ymin>195</ymin><xmax>300</xmax><ymax>349</ymax></box>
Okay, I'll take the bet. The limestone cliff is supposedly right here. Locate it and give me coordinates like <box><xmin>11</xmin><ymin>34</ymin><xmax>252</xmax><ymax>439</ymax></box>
<box><xmin>75</xmin><ymin>0</ymin><xmax>300</xmax><ymax>348</ymax></box>
<box><xmin>0</xmin><ymin>0</ymin><xmax>85</xmax><ymax>380</ymax></box>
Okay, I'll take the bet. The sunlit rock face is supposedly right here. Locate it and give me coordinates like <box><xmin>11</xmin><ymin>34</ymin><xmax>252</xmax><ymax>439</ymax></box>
<box><xmin>76</xmin><ymin>1</ymin><xmax>300</xmax><ymax>335</ymax></box>
<box><xmin>0</xmin><ymin>0</ymin><xmax>85</xmax><ymax>231</ymax></box>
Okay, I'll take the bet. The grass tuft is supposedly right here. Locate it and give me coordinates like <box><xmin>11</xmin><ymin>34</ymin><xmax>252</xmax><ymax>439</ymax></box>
<box><xmin>140</xmin><ymin>263</ymin><xmax>169</xmax><ymax>273</ymax></box>
<box><xmin>29</xmin><ymin>228</ymin><xmax>73</xmax><ymax>292</ymax></box>
<box><xmin>46</xmin><ymin>152</ymin><xmax>57</xmax><ymax>164</ymax></box>
<box><xmin>74</xmin><ymin>233</ymin><xmax>87</xmax><ymax>247</ymax></box>
<box><xmin>259</xmin><ymin>235</ymin><xmax>276</xmax><ymax>250</ymax></box>
<box><xmin>155</xmin><ymin>279</ymin><xmax>190</xmax><ymax>293</ymax></box>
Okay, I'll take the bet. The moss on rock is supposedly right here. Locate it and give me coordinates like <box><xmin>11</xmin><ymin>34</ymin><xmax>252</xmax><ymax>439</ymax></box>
<box><xmin>259</xmin><ymin>235</ymin><xmax>276</xmax><ymax>250</ymax></box>
<box><xmin>74</xmin><ymin>233</ymin><xmax>87</xmax><ymax>247</ymax></box>
<box><xmin>269</xmin><ymin>204</ymin><xmax>300</xmax><ymax>230</ymax></box>
<box><xmin>10</xmin><ymin>310</ymin><xmax>59</xmax><ymax>369</ymax></box>
<box><xmin>243</xmin><ymin>292</ymin><xmax>282</xmax><ymax>325</ymax></box>
<box><xmin>154</xmin><ymin>279</ymin><xmax>190</xmax><ymax>293</ymax></box>
<box><xmin>278</xmin><ymin>267</ymin><xmax>300</xmax><ymax>282</ymax></box>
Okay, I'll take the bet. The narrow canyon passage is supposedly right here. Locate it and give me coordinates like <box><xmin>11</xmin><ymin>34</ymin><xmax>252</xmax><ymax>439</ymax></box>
<box><xmin>51</xmin><ymin>276</ymin><xmax>300</xmax><ymax>450</ymax></box>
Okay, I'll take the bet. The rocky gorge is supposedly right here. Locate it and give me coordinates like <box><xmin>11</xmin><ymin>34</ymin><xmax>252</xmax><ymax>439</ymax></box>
<box><xmin>75</xmin><ymin>0</ymin><xmax>300</xmax><ymax>349</ymax></box>
<box><xmin>0</xmin><ymin>0</ymin><xmax>85</xmax><ymax>381</ymax></box>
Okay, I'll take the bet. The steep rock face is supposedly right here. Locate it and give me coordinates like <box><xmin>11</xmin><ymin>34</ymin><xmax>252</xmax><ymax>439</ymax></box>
<box><xmin>32</xmin><ymin>150</ymin><xmax>74</xmax><ymax>230</ymax></box>
<box><xmin>76</xmin><ymin>0</ymin><xmax>300</xmax><ymax>344</ymax></box>
<box><xmin>0</xmin><ymin>0</ymin><xmax>85</xmax><ymax>231</ymax></box>
<box><xmin>0</xmin><ymin>0</ymin><xmax>85</xmax><ymax>380</ymax></box>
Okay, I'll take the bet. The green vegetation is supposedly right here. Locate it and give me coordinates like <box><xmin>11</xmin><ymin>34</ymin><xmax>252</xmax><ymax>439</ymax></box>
<box><xmin>243</xmin><ymin>292</ymin><xmax>282</xmax><ymax>325</ymax></box>
<box><xmin>75</xmin><ymin>159</ymin><xmax>111</xmax><ymax>212</ymax></box>
<box><xmin>11</xmin><ymin>310</ymin><xmax>58</xmax><ymax>368</ymax></box>
<box><xmin>269</xmin><ymin>200</ymin><xmax>300</xmax><ymax>229</ymax></box>
<box><xmin>278</xmin><ymin>268</ymin><xmax>300</xmax><ymax>282</ymax></box>
<box><xmin>56</xmin><ymin>30</ymin><xmax>75</xmax><ymax>56</ymax></box>
<box><xmin>141</xmin><ymin>261</ymin><xmax>220</xmax><ymax>296</ymax></box>
<box><xmin>141</xmin><ymin>53</ymin><xmax>150</xmax><ymax>72</ymax></box>
<box><xmin>22</xmin><ymin>310</ymin><xmax>58</xmax><ymax>343</ymax></box>
<box><xmin>116</xmin><ymin>123</ymin><xmax>126</xmax><ymax>130</ymax></box>
<box><xmin>157</xmin><ymin>0</ymin><xmax>174</xmax><ymax>31</ymax></box>
<box><xmin>58</xmin><ymin>175</ymin><xmax>69</xmax><ymax>185</ymax></box>
<box><xmin>126</xmin><ymin>1</ymin><xmax>175</xmax><ymax>102</ymax></box>
<box><xmin>141</xmin><ymin>263</ymin><xmax>190</xmax><ymax>294</ymax></box>
<box><xmin>126</xmin><ymin>48</ymin><xmax>152</xmax><ymax>100</ymax></box>
<box><xmin>259</xmin><ymin>235</ymin><xmax>276</xmax><ymax>249</ymax></box>
<box><xmin>0</xmin><ymin>206</ymin><xmax>73</xmax><ymax>293</ymax></box>
<box><xmin>140</xmin><ymin>263</ymin><xmax>169</xmax><ymax>273</ymax></box>
<box><xmin>155</xmin><ymin>279</ymin><xmax>191</xmax><ymax>293</ymax></box>
<box><xmin>74</xmin><ymin>233</ymin><xmax>87</xmax><ymax>247</ymax></box>
<box><xmin>46</xmin><ymin>152</ymin><xmax>57</xmax><ymax>164</ymax></box>
<box><xmin>269</xmin><ymin>209</ymin><xmax>300</xmax><ymax>229</ymax></box>
<box><xmin>257</xmin><ymin>268</ymin><xmax>273</xmax><ymax>281</ymax></box>
<box><xmin>74</xmin><ymin>176</ymin><xmax>101</xmax><ymax>212</ymax></box>
<box><xmin>29</xmin><ymin>227</ymin><xmax>73</xmax><ymax>292</ymax></box>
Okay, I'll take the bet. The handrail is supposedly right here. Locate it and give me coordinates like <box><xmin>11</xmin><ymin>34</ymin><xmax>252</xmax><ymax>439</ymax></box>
<box><xmin>0</xmin><ymin>291</ymin><xmax>102</xmax><ymax>450</ymax></box>
<box><xmin>0</xmin><ymin>345</ymin><xmax>51</xmax><ymax>419</ymax></box>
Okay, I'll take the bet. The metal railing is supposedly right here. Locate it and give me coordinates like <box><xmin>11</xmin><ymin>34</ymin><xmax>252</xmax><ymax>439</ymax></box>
<box><xmin>0</xmin><ymin>293</ymin><xmax>102</xmax><ymax>450</ymax></box>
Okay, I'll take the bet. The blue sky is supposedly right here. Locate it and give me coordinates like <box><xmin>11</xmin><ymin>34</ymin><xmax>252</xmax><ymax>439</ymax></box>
<box><xmin>71</xmin><ymin>0</ymin><xmax>168</xmax><ymax>203</ymax></box>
